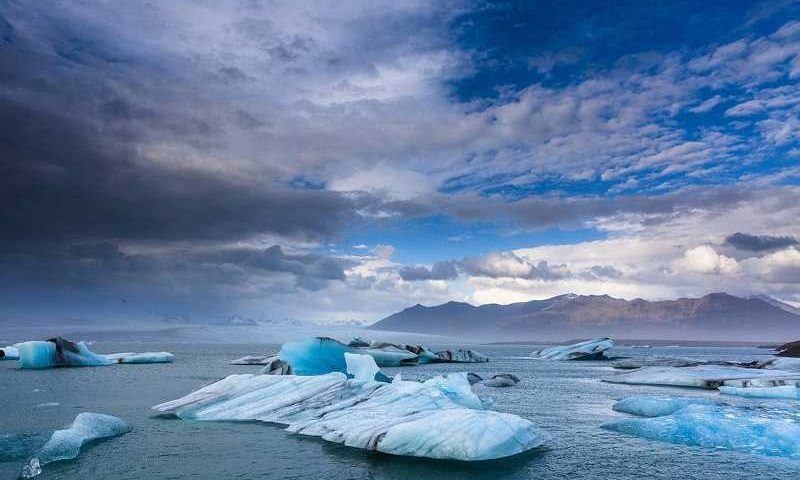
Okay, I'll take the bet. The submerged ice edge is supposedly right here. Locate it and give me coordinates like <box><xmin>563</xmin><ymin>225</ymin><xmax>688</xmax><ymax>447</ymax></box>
<box><xmin>606</xmin><ymin>396</ymin><xmax>800</xmax><ymax>459</ymax></box>
<box><xmin>152</xmin><ymin>370</ymin><xmax>549</xmax><ymax>461</ymax></box>
<box><xmin>21</xmin><ymin>412</ymin><xmax>130</xmax><ymax>478</ymax></box>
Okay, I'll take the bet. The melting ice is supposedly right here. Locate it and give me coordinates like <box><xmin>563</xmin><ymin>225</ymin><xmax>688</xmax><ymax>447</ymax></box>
<box><xmin>604</xmin><ymin>397</ymin><xmax>800</xmax><ymax>459</ymax></box>
<box><xmin>153</xmin><ymin>354</ymin><xmax>549</xmax><ymax>461</ymax></box>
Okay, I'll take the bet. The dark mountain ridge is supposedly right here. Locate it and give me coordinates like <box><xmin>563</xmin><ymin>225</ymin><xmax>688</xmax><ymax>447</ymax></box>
<box><xmin>368</xmin><ymin>293</ymin><xmax>800</xmax><ymax>342</ymax></box>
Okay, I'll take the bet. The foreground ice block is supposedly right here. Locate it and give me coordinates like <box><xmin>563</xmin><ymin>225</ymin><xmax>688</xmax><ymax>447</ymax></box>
<box><xmin>344</xmin><ymin>353</ymin><xmax>380</xmax><ymax>382</ymax></box>
<box><xmin>612</xmin><ymin>396</ymin><xmax>718</xmax><ymax>417</ymax></box>
<box><xmin>21</xmin><ymin>413</ymin><xmax>130</xmax><ymax>478</ymax></box>
<box><xmin>153</xmin><ymin>369</ymin><xmax>549</xmax><ymax>461</ymax></box>
<box><xmin>603</xmin><ymin>402</ymin><xmax>800</xmax><ymax>459</ymax></box>
<box><xmin>604</xmin><ymin>365</ymin><xmax>800</xmax><ymax>389</ymax></box>
<box><xmin>532</xmin><ymin>337</ymin><xmax>614</xmax><ymax>360</ymax></box>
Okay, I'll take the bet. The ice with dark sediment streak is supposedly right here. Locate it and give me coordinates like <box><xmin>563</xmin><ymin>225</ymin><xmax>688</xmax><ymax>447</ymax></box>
<box><xmin>612</xmin><ymin>396</ymin><xmax>718</xmax><ymax>417</ymax></box>
<box><xmin>434</xmin><ymin>349</ymin><xmax>489</xmax><ymax>363</ymax></box>
<box><xmin>153</xmin><ymin>354</ymin><xmax>549</xmax><ymax>461</ymax></box>
<box><xmin>17</xmin><ymin>338</ymin><xmax>174</xmax><ymax>368</ymax></box>
<box><xmin>20</xmin><ymin>413</ymin><xmax>130</xmax><ymax>478</ymax></box>
<box><xmin>532</xmin><ymin>337</ymin><xmax>614</xmax><ymax>360</ymax></box>
<box><xmin>604</xmin><ymin>399</ymin><xmax>800</xmax><ymax>459</ymax></box>
<box><xmin>604</xmin><ymin>365</ymin><xmax>800</xmax><ymax>389</ymax></box>
<box><xmin>230</xmin><ymin>354</ymin><xmax>278</xmax><ymax>365</ymax></box>
<box><xmin>363</xmin><ymin>342</ymin><xmax>419</xmax><ymax>366</ymax></box>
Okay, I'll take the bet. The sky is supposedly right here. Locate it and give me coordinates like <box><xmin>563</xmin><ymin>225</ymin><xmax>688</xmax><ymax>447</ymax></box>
<box><xmin>1</xmin><ymin>0</ymin><xmax>800</xmax><ymax>325</ymax></box>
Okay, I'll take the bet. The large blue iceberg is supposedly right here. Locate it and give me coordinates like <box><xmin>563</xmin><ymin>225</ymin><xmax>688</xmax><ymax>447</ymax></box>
<box><xmin>153</xmin><ymin>354</ymin><xmax>549</xmax><ymax>461</ymax></box>
<box><xmin>604</xmin><ymin>397</ymin><xmax>800</xmax><ymax>459</ymax></box>
<box><xmin>16</xmin><ymin>338</ymin><xmax>174</xmax><ymax>369</ymax></box>
<box><xmin>532</xmin><ymin>337</ymin><xmax>614</xmax><ymax>360</ymax></box>
<box><xmin>21</xmin><ymin>413</ymin><xmax>130</xmax><ymax>478</ymax></box>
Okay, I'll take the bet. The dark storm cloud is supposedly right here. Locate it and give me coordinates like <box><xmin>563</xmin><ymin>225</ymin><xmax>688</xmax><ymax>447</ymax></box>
<box><xmin>398</xmin><ymin>261</ymin><xmax>459</xmax><ymax>281</ymax></box>
<box><xmin>725</xmin><ymin>232</ymin><xmax>799</xmax><ymax>252</ymax></box>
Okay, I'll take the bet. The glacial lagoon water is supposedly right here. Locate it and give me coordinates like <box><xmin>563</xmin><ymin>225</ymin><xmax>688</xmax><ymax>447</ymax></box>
<box><xmin>3</xmin><ymin>343</ymin><xmax>800</xmax><ymax>480</ymax></box>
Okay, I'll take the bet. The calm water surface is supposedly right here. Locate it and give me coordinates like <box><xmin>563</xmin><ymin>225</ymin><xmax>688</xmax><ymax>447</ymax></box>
<box><xmin>2</xmin><ymin>343</ymin><xmax>800</xmax><ymax>479</ymax></box>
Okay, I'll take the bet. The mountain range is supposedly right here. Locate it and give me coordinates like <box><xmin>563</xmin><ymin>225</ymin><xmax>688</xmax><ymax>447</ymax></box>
<box><xmin>367</xmin><ymin>293</ymin><xmax>800</xmax><ymax>342</ymax></box>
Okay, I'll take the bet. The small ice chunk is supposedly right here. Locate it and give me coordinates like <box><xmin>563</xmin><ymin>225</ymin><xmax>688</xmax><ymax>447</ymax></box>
<box><xmin>603</xmin><ymin>403</ymin><xmax>800</xmax><ymax>459</ymax></box>
<box><xmin>21</xmin><ymin>413</ymin><xmax>129</xmax><ymax>478</ymax></box>
<box><xmin>344</xmin><ymin>353</ymin><xmax>380</xmax><ymax>382</ymax></box>
<box><xmin>0</xmin><ymin>345</ymin><xmax>19</xmax><ymax>360</ymax></box>
<box><xmin>103</xmin><ymin>352</ymin><xmax>175</xmax><ymax>364</ymax></box>
<box><xmin>612</xmin><ymin>396</ymin><xmax>717</xmax><ymax>417</ymax></box>
<box><xmin>720</xmin><ymin>385</ymin><xmax>800</xmax><ymax>399</ymax></box>
<box><xmin>481</xmin><ymin>374</ymin><xmax>519</xmax><ymax>388</ymax></box>
<box><xmin>532</xmin><ymin>337</ymin><xmax>614</xmax><ymax>360</ymax></box>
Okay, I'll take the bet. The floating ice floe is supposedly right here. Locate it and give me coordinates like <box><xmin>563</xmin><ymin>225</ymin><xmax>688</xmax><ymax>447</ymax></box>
<box><xmin>1</xmin><ymin>345</ymin><xmax>20</xmax><ymax>360</ymax></box>
<box><xmin>17</xmin><ymin>337</ymin><xmax>174</xmax><ymax>369</ymax></box>
<box><xmin>720</xmin><ymin>385</ymin><xmax>800</xmax><ymax>399</ymax></box>
<box><xmin>20</xmin><ymin>412</ymin><xmax>130</xmax><ymax>478</ymax></box>
<box><xmin>603</xmin><ymin>398</ymin><xmax>800</xmax><ymax>459</ymax></box>
<box><xmin>604</xmin><ymin>365</ymin><xmax>800</xmax><ymax>389</ymax></box>
<box><xmin>532</xmin><ymin>337</ymin><xmax>614</xmax><ymax>360</ymax></box>
<box><xmin>610</xmin><ymin>357</ymin><xmax>753</xmax><ymax>370</ymax></box>
<box><xmin>434</xmin><ymin>349</ymin><xmax>489</xmax><ymax>363</ymax></box>
<box><xmin>153</xmin><ymin>354</ymin><xmax>548</xmax><ymax>461</ymax></box>
<box><xmin>103</xmin><ymin>352</ymin><xmax>175</xmax><ymax>364</ymax></box>
<box><xmin>611</xmin><ymin>396</ymin><xmax>718</xmax><ymax>417</ymax></box>
<box><xmin>230</xmin><ymin>354</ymin><xmax>277</xmax><ymax>365</ymax></box>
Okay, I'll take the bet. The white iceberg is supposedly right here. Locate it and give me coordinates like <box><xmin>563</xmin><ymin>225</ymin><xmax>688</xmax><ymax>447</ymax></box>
<box><xmin>720</xmin><ymin>385</ymin><xmax>800</xmax><ymax>399</ymax></box>
<box><xmin>21</xmin><ymin>412</ymin><xmax>130</xmax><ymax>478</ymax></box>
<box><xmin>1</xmin><ymin>345</ymin><xmax>19</xmax><ymax>360</ymax></box>
<box><xmin>532</xmin><ymin>337</ymin><xmax>614</xmax><ymax>360</ymax></box>
<box><xmin>153</xmin><ymin>358</ymin><xmax>549</xmax><ymax>461</ymax></box>
<box><xmin>103</xmin><ymin>352</ymin><xmax>174</xmax><ymax>364</ymax></box>
<box><xmin>604</xmin><ymin>365</ymin><xmax>800</xmax><ymax>389</ymax></box>
<box><xmin>757</xmin><ymin>357</ymin><xmax>800</xmax><ymax>372</ymax></box>
<box><xmin>344</xmin><ymin>352</ymin><xmax>380</xmax><ymax>382</ymax></box>
<box><xmin>612</xmin><ymin>396</ymin><xmax>718</xmax><ymax>417</ymax></box>
<box><xmin>603</xmin><ymin>401</ymin><xmax>800</xmax><ymax>459</ymax></box>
